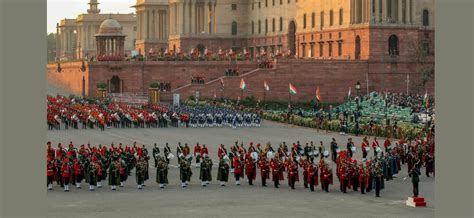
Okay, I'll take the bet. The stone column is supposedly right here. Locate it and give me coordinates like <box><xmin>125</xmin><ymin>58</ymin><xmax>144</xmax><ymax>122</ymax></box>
<box><xmin>411</xmin><ymin>0</ymin><xmax>415</xmax><ymax>24</ymax></box>
<box><xmin>350</xmin><ymin>0</ymin><xmax>354</xmax><ymax>24</ymax></box>
<box><xmin>204</xmin><ymin>0</ymin><xmax>209</xmax><ymax>34</ymax></box>
<box><xmin>361</xmin><ymin>0</ymin><xmax>365</xmax><ymax>23</ymax></box>
<box><xmin>392</xmin><ymin>0</ymin><xmax>396</xmax><ymax>21</ymax></box>
<box><xmin>152</xmin><ymin>10</ymin><xmax>156</xmax><ymax>39</ymax></box>
<box><xmin>183</xmin><ymin>1</ymin><xmax>188</xmax><ymax>35</ymax></box>
<box><xmin>381</xmin><ymin>0</ymin><xmax>387</xmax><ymax>23</ymax></box>
<box><xmin>177</xmin><ymin>1</ymin><xmax>183</xmax><ymax>35</ymax></box>
<box><xmin>398</xmin><ymin>0</ymin><xmax>403</xmax><ymax>23</ymax></box>
<box><xmin>191</xmin><ymin>0</ymin><xmax>196</xmax><ymax>34</ymax></box>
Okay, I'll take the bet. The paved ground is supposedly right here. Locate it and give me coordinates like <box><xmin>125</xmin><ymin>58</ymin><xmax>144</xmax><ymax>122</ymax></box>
<box><xmin>47</xmin><ymin>121</ymin><xmax>435</xmax><ymax>218</ymax></box>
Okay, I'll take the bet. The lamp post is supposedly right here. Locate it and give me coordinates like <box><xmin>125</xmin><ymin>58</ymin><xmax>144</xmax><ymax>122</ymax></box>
<box><xmin>355</xmin><ymin>81</ymin><xmax>361</xmax><ymax>133</ymax></box>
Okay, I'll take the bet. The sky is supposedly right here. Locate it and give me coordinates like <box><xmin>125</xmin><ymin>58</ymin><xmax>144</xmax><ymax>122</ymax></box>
<box><xmin>47</xmin><ymin>0</ymin><xmax>135</xmax><ymax>34</ymax></box>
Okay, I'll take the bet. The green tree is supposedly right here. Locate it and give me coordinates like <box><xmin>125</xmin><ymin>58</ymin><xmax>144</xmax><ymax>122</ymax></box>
<box><xmin>47</xmin><ymin>33</ymin><xmax>57</xmax><ymax>62</ymax></box>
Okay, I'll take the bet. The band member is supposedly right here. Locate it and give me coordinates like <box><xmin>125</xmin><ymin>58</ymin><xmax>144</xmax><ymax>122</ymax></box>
<box><xmin>73</xmin><ymin>159</ymin><xmax>83</xmax><ymax>189</ymax></box>
<box><xmin>87</xmin><ymin>157</ymin><xmax>98</xmax><ymax>191</ymax></box>
<box><xmin>384</xmin><ymin>137</ymin><xmax>392</xmax><ymax>153</ymax></box>
<box><xmin>372</xmin><ymin>137</ymin><xmax>380</xmax><ymax>158</ymax></box>
<box><xmin>47</xmin><ymin>157</ymin><xmax>56</xmax><ymax>190</ymax></box>
<box><xmin>152</xmin><ymin>143</ymin><xmax>160</xmax><ymax>167</ymax></box>
<box><xmin>338</xmin><ymin>163</ymin><xmax>349</xmax><ymax>193</ymax></box>
<box><xmin>118</xmin><ymin>158</ymin><xmax>128</xmax><ymax>187</ymax></box>
<box><xmin>199</xmin><ymin>156</ymin><xmax>213</xmax><ymax>186</ymax></box>
<box><xmin>179</xmin><ymin>157</ymin><xmax>192</xmax><ymax>188</ymax></box>
<box><xmin>330</xmin><ymin>138</ymin><xmax>338</xmax><ymax>162</ymax></box>
<box><xmin>373</xmin><ymin>162</ymin><xmax>384</xmax><ymax>197</ymax></box>
<box><xmin>233</xmin><ymin>155</ymin><xmax>243</xmax><ymax>185</ymax></box>
<box><xmin>218</xmin><ymin>144</ymin><xmax>227</xmax><ymax>160</ymax></box>
<box><xmin>299</xmin><ymin>158</ymin><xmax>310</xmax><ymax>189</ymax></box>
<box><xmin>245</xmin><ymin>153</ymin><xmax>256</xmax><ymax>185</ymax></box>
<box><xmin>361</xmin><ymin>137</ymin><xmax>369</xmax><ymax>159</ymax></box>
<box><xmin>270</xmin><ymin>155</ymin><xmax>284</xmax><ymax>188</ymax></box>
<box><xmin>346</xmin><ymin>138</ymin><xmax>354</xmax><ymax>158</ymax></box>
<box><xmin>258</xmin><ymin>154</ymin><xmax>270</xmax><ymax>187</ymax></box>
<box><xmin>359</xmin><ymin>164</ymin><xmax>369</xmax><ymax>194</ymax></box>
<box><xmin>156</xmin><ymin>157</ymin><xmax>169</xmax><ymax>189</ymax></box>
<box><xmin>194</xmin><ymin>143</ymin><xmax>202</xmax><ymax>164</ymax></box>
<box><xmin>201</xmin><ymin>144</ymin><xmax>209</xmax><ymax>159</ymax></box>
<box><xmin>135</xmin><ymin>157</ymin><xmax>147</xmax><ymax>189</ymax></box>
<box><xmin>61</xmin><ymin>158</ymin><xmax>72</xmax><ymax>192</ymax></box>
<box><xmin>424</xmin><ymin>153</ymin><xmax>434</xmax><ymax>177</ymax></box>
<box><xmin>164</xmin><ymin>143</ymin><xmax>172</xmax><ymax>164</ymax></box>
<box><xmin>217</xmin><ymin>157</ymin><xmax>230</xmax><ymax>186</ymax></box>
<box><xmin>408</xmin><ymin>159</ymin><xmax>422</xmax><ymax>197</ymax></box>
<box><xmin>350</xmin><ymin>160</ymin><xmax>359</xmax><ymax>192</ymax></box>
<box><xmin>320</xmin><ymin>163</ymin><xmax>333</xmax><ymax>192</ymax></box>
<box><xmin>318</xmin><ymin>141</ymin><xmax>325</xmax><ymax>160</ymax></box>
<box><xmin>286</xmin><ymin>157</ymin><xmax>299</xmax><ymax>189</ymax></box>
<box><xmin>307</xmin><ymin>163</ymin><xmax>319</xmax><ymax>192</ymax></box>
<box><xmin>108</xmin><ymin>159</ymin><xmax>120</xmax><ymax>190</ymax></box>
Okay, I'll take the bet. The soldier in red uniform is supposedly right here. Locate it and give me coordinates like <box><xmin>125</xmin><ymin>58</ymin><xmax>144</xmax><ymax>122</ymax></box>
<box><xmin>217</xmin><ymin>144</ymin><xmax>227</xmax><ymax>160</ymax></box>
<box><xmin>307</xmin><ymin>163</ymin><xmax>319</xmax><ymax>192</ymax></box>
<box><xmin>320</xmin><ymin>163</ymin><xmax>333</xmax><ymax>192</ymax></box>
<box><xmin>200</xmin><ymin>144</ymin><xmax>209</xmax><ymax>157</ymax></box>
<box><xmin>233</xmin><ymin>155</ymin><xmax>243</xmax><ymax>185</ymax></box>
<box><xmin>73</xmin><ymin>159</ymin><xmax>83</xmax><ymax>189</ymax></box>
<box><xmin>61</xmin><ymin>158</ymin><xmax>72</xmax><ymax>192</ymax></box>
<box><xmin>270</xmin><ymin>155</ymin><xmax>284</xmax><ymax>188</ymax></box>
<box><xmin>361</xmin><ymin>137</ymin><xmax>369</xmax><ymax>159</ymax></box>
<box><xmin>258</xmin><ymin>154</ymin><xmax>270</xmax><ymax>187</ymax></box>
<box><xmin>194</xmin><ymin>143</ymin><xmax>202</xmax><ymax>165</ymax></box>
<box><xmin>384</xmin><ymin>137</ymin><xmax>392</xmax><ymax>153</ymax></box>
<box><xmin>286</xmin><ymin>157</ymin><xmax>299</xmax><ymax>189</ymax></box>
<box><xmin>245</xmin><ymin>153</ymin><xmax>256</xmax><ymax>185</ymax></box>
<box><xmin>372</xmin><ymin>137</ymin><xmax>380</xmax><ymax>158</ymax></box>
<box><xmin>359</xmin><ymin>163</ymin><xmax>369</xmax><ymax>194</ymax></box>
<box><xmin>350</xmin><ymin>160</ymin><xmax>359</xmax><ymax>192</ymax></box>
<box><xmin>47</xmin><ymin>156</ymin><xmax>56</xmax><ymax>190</ymax></box>
<box><xmin>299</xmin><ymin>158</ymin><xmax>310</xmax><ymax>189</ymax></box>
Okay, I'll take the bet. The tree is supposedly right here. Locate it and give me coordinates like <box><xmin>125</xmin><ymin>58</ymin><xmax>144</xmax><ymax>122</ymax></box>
<box><xmin>409</xmin><ymin>38</ymin><xmax>434</xmax><ymax>93</ymax></box>
<box><xmin>47</xmin><ymin>33</ymin><xmax>57</xmax><ymax>62</ymax></box>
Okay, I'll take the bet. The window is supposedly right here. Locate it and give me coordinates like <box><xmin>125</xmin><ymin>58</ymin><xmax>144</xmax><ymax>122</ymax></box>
<box><xmin>232</xmin><ymin>21</ymin><xmax>237</xmax><ymax>35</ymax></box>
<box><xmin>252</xmin><ymin>21</ymin><xmax>255</xmax><ymax>34</ymax></box>
<box><xmin>133</xmin><ymin>26</ymin><xmax>137</xmax><ymax>31</ymax></box>
<box><xmin>320</xmin><ymin>11</ymin><xmax>324</xmax><ymax>28</ymax></box>
<box><xmin>422</xmin><ymin>10</ymin><xmax>429</xmax><ymax>26</ymax></box>
<box><xmin>330</xmin><ymin>10</ymin><xmax>334</xmax><ymax>26</ymax></box>
<box><xmin>232</xmin><ymin>4</ymin><xmax>237</xmax><ymax>10</ymax></box>
<box><xmin>329</xmin><ymin>43</ymin><xmax>333</xmax><ymax>57</ymax></box>
<box><xmin>338</xmin><ymin>32</ymin><xmax>341</xmax><ymax>38</ymax></box>
<box><xmin>312</xmin><ymin>13</ymin><xmax>316</xmax><ymax>28</ymax></box>
<box><xmin>388</xmin><ymin>35</ymin><xmax>399</xmax><ymax>56</ymax></box>
<box><xmin>355</xmin><ymin>35</ymin><xmax>361</xmax><ymax>59</ymax></box>
<box><xmin>273</xmin><ymin>0</ymin><xmax>275</xmax><ymax>6</ymax></box>
<box><xmin>280</xmin><ymin>0</ymin><xmax>283</xmax><ymax>5</ymax></box>
<box><xmin>339</xmin><ymin>9</ymin><xmax>343</xmax><ymax>25</ymax></box>
<box><xmin>252</xmin><ymin>3</ymin><xmax>254</xmax><ymax>10</ymax></box>
<box><xmin>338</xmin><ymin>42</ymin><xmax>342</xmax><ymax>56</ymax></box>
<box><xmin>266</xmin><ymin>0</ymin><xmax>268</xmax><ymax>7</ymax></box>
<box><xmin>259</xmin><ymin>2</ymin><xmax>261</xmax><ymax>8</ymax></box>
<box><xmin>303</xmin><ymin>14</ymin><xmax>307</xmax><ymax>29</ymax></box>
<box><xmin>280</xmin><ymin>17</ymin><xmax>283</xmax><ymax>31</ymax></box>
<box><xmin>319</xmin><ymin>43</ymin><xmax>323</xmax><ymax>57</ymax></box>
<box><xmin>258</xmin><ymin>20</ymin><xmax>261</xmax><ymax>34</ymax></box>
<box><xmin>272</xmin><ymin>18</ymin><xmax>275</xmax><ymax>32</ymax></box>
<box><xmin>265</xmin><ymin>19</ymin><xmax>268</xmax><ymax>33</ymax></box>
<box><xmin>310</xmin><ymin>44</ymin><xmax>314</xmax><ymax>57</ymax></box>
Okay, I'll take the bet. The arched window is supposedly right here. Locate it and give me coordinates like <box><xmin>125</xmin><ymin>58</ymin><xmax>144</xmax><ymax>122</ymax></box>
<box><xmin>272</xmin><ymin>18</ymin><xmax>275</xmax><ymax>32</ymax></box>
<box><xmin>339</xmin><ymin>8</ymin><xmax>343</xmax><ymax>25</ymax></box>
<box><xmin>422</xmin><ymin>10</ymin><xmax>429</xmax><ymax>26</ymax></box>
<box><xmin>355</xmin><ymin>35</ymin><xmax>361</xmax><ymax>59</ymax></box>
<box><xmin>303</xmin><ymin>14</ymin><xmax>307</xmax><ymax>29</ymax></box>
<box><xmin>330</xmin><ymin>10</ymin><xmax>334</xmax><ymax>26</ymax></box>
<box><xmin>252</xmin><ymin>21</ymin><xmax>255</xmax><ymax>34</ymax></box>
<box><xmin>320</xmin><ymin>11</ymin><xmax>324</xmax><ymax>28</ymax></box>
<box><xmin>232</xmin><ymin>21</ymin><xmax>237</xmax><ymax>35</ymax></box>
<box><xmin>280</xmin><ymin>17</ymin><xmax>283</xmax><ymax>31</ymax></box>
<box><xmin>258</xmin><ymin>20</ymin><xmax>261</xmax><ymax>34</ymax></box>
<box><xmin>388</xmin><ymin>35</ymin><xmax>399</xmax><ymax>56</ymax></box>
<box><xmin>312</xmin><ymin>12</ymin><xmax>316</xmax><ymax>28</ymax></box>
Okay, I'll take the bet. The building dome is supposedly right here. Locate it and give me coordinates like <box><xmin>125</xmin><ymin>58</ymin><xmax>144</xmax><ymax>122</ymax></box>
<box><xmin>97</xmin><ymin>19</ymin><xmax>124</xmax><ymax>36</ymax></box>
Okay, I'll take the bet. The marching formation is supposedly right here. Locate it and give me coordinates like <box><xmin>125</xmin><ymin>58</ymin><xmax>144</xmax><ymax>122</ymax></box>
<box><xmin>46</xmin><ymin>136</ymin><xmax>434</xmax><ymax>197</ymax></box>
<box><xmin>47</xmin><ymin>95</ymin><xmax>261</xmax><ymax>131</ymax></box>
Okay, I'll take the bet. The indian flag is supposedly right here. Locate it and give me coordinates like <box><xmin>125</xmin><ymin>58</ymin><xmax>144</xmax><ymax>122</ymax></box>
<box><xmin>264</xmin><ymin>80</ymin><xmax>270</xmax><ymax>91</ymax></box>
<box><xmin>289</xmin><ymin>83</ymin><xmax>297</xmax><ymax>96</ymax></box>
<box><xmin>423</xmin><ymin>91</ymin><xmax>428</xmax><ymax>109</ymax></box>
<box><xmin>240</xmin><ymin>79</ymin><xmax>247</xmax><ymax>91</ymax></box>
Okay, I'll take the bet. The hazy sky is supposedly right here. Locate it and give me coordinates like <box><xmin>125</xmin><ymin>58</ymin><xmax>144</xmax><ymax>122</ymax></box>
<box><xmin>47</xmin><ymin>0</ymin><xmax>135</xmax><ymax>34</ymax></box>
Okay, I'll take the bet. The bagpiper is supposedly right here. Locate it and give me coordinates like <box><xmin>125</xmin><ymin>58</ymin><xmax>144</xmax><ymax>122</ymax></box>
<box><xmin>245</xmin><ymin>152</ymin><xmax>256</xmax><ymax>185</ymax></box>
<box><xmin>194</xmin><ymin>143</ymin><xmax>202</xmax><ymax>165</ymax></box>
<box><xmin>233</xmin><ymin>154</ymin><xmax>243</xmax><ymax>185</ymax></box>
<box><xmin>217</xmin><ymin>155</ymin><xmax>230</xmax><ymax>186</ymax></box>
<box><xmin>286</xmin><ymin>157</ymin><xmax>299</xmax><ymax>190</ymax></box>
<box><xmin>87</xmin><ymin>156</ymin><xmax>99</xmax><ymax>191</ymax></box>
<box><xmin>108</xmin><ymin>158</ymin><xmax>120</xmax><ymax>190</ymax></box>
<box><xmin>258</xmin><ymin>153</ymin><xmax>270</xmax><ymax>187</ymax></box>
<box><xmin>307</xmin><ymin>162</ymin><xmax>319</xmax><ymax>192</ymax></box>
<box><xmin>270</xmin><ymin>154</ymin><xmax>284</xmax><ymax>188</ymax></box>
<box><xmin>60</xmin><ymin>157</ymin><xmax>72</xmax><ymax>192</ymax></box>
<box><xmin>47</xmin><ymin>156</ymin><xmax>56</xmax><ymax>190</ymax></box>
<box><xmin>135</xmin><ymin>157</ymin><xmax>147</xmax><ymax>189</ymax></box>
<box><xmin>320</xmin><ymin>163</ymin><xmax>333</xmax><ymax>192</ymax></box>
<box><xmin>156</xmin><ymin>156</ymin><xmax>169</xmax><ymax>189</ymax></box>
<box><xmin>179</xmin><ymin>156</ymin><xmax>192</xmax><ymax>188</ymax></box>
<box><xmin>199</xmin><ymin>155</ymin><xmax>213</xmax><ymax>186</ymax></box>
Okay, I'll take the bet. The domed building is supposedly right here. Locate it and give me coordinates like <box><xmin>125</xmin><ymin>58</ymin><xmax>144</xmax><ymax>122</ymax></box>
<box><xmin>95</xmin><ymin>18</ymin><xmax>126</xmax><ymax>61</ymax></box>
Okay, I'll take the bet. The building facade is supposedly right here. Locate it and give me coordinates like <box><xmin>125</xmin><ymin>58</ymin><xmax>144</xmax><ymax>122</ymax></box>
<box><xmin>56</xmin><ymin>0</ymin><xmax>136</xmax><ymax>60</ymax></box>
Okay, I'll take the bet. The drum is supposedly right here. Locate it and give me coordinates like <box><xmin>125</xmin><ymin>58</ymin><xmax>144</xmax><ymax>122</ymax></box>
<box><xmin>251</xmin><ymin>152</ymin><xmax>259</xmax><ymax>161</ymax></box>
<box><xmin>299</xmin><ymin>150</ymin><xmax>305</xmax><ymax>155</ymax></box>
<box><xmin>351</xmin><ymin>146</ymin><xmax>357</xmax><ymax>152</ymax></box>
<box><xmin>336</xmin><ymin>149</ymin><xmax>341</xmax><ymax>153</ymax></box>
<box><xmin>267</xmin><ymin>151</ymin><xmax>275</xmax><ymax>160</ymax></box>
<box><xmin>223</xmin><ymin>155</ymin><xmax>229</xmax><ymax>160</ymax></box>
<box><xmin>167</xmin><ymin>153</ymin><xmax>175</xmax><ymax>160</ymax></box>
<box><xmin>323</xmin><ymin>151</ymin><xmax>330</xmax><ymax>158</ymax></box>
<box><xmin>186</xmin><ymin>154</ymin><xmax>193</xmax><ymax>161</ymax></box>
<box><xmin>296</xmin><ymin>156</ymin><xmax>301</xmax><ymax>162</ymax></box>
<box><xmin>376</xmin><ymin>147</ymin><xmax>382</xmax><ymax>153</ymax></box>
<box><xmin>365</xmin><ymin>147</ymin><xmax>371</xmax><ymax>152</ymax></box>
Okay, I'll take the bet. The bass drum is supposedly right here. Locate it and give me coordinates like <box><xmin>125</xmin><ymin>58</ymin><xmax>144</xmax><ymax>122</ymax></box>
<box><xmin>323</xmin><ymin>151</ymin><xmax>330</xmax><ymax>158</ymax></box>
<box><xmin>251</xmin><ymin>152</ymin><xmax>259</xmax><ymax>162</ymax></box>
<box><xmin>167</xmin><ymin>153</ymin><xmax>175</xmax><ymax>160</ymax></box>
<box><xmin>266</xmin><ymin>151</ymin><xmax>275</xmax><ymax>160</ymax></box>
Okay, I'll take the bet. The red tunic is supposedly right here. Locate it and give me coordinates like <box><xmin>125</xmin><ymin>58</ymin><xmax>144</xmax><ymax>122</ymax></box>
<box><xmin>217</xmin><ymin>147</ymin><xmax>227</xmax><ymax>159</ymax></box>
<box><xmin>233</xmin><ymin>156</ymin><xmax>243</xmax><ymax>178</ymax></box>
<box><xmin>245</xmin><ymin>158</ymin><xmax>256</xmax><ymax>180</ymax></box>
<box><xmin>258</xmin><ymin>159</ymin><xmax>270</xmax><ymax>179</ymax></box>
<box><xmin>287</xmin><ymin>162</ymin><xmax>299</xmax><ymax>182</ymax></box>
<box><xmin>307</xmin><ymin>165</ymin><xmax>319</xmax><ymax>186</ymax></box>
<box><xmin>200</xmin><ymin>147</ymin><xmax>208</xmax><ymax>156</ymax></box>
<box><xmin>73</xmin><ymin>161</ymin><xmax>82</xmax><ymax>175</ymax></box>
<box><xmin>193</xmin><ymin>145</ymin><xmax>201</xmax><ymax>156</ymax></box>
<box><xmin>47</xmin><ymin>163</ymin><xmax>55</xmax><ymax>177</ymax></box>
<box><xmin>384</xmin><ymin>139</ymin><xmax>391</xmax><ymax>149</ymax></box>
<box><xmin>61</xmin><ymin>163</ymin><xmax>70</xmax><ymax>178</ymax></box>
<box><xmin>270</xmin><ymin>159</ymin><xmax>284</xmax><ymax>181</ymax></box>
<box><xmin>372</xmin><ymin>141</ymin><xmax>379</xmax><ymax>149</ymax></box>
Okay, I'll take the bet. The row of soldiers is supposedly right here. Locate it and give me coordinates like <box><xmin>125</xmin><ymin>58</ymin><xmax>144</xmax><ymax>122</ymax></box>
<box><xmin>46</xmin><ymin>139</ymin><xmax>428</xmax><ymax>197</ymax></box>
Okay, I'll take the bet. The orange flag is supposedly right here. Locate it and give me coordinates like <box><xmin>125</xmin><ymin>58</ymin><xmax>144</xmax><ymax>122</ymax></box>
<box><xmin>316</xmin><ymin>86</ymin><xmax>321</xmax><ymax>102</ymax></box>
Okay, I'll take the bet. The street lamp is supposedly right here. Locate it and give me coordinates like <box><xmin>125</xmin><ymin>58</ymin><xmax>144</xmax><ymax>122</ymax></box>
<box><xmin>355</xmin><ymin>81</ymin><xmax>361</xmax><ymax>134</ymax></box>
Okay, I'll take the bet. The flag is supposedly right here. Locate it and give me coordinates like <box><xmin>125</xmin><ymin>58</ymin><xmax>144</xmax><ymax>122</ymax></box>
<box><xmin>240</xmin><ymin>79</ymin><xmax>247</xmax><ymax>91</ymax></box>
<box><xmin>220</xmin><ymin>78</ymin><xmax>224</xmax><ymax>87</ymax></box>
<box><xmin>423</xmin><ymin>91</ymin><xmax>428</xmax><ymax>109</ymax></box>
<box><xmin>264</xmin><ymin>80</ymin><xmax>269</xmax><ymax>91</ymax></box>
<box><xmin>316</xmin><ymin>86</ymin><xmax>321</xmax><ymax>102</ymax></box>
<box><xmin>348</xmin><ymin>87</ymin><xmax>351</xmax><ymax>98</ymax></box>
<box><xmin>289</xmin><ymin>83</ymin><xmax>297</xmax><ymax>96</ymax></box>
<box><xmin>213</xmin><ymin>92</ymin><xmax>217</xmax><ymax>98</ymax></box>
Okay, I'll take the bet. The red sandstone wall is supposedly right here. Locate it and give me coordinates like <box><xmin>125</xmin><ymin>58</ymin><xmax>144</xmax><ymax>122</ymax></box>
<box><xmin>47</xmin><ymin>62</ymin><xmax>89</xmax><ymax>96</ymax></box>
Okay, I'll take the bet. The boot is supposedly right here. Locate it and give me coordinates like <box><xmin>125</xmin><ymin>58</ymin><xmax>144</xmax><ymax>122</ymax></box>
<box><xmin>220</xmin><ymin>182</ymin><xmax>225</xmax><ymax>186</ymax></box>
<box><xmin>120</xmin><ymin>182</ymin><xmax>124</xmax><ymax>187</ymax></box>
<box><xmin>138</xmin><ymin>185</ymin><xmax>142</xmax><ymax>189</ymax></box>
<box><xmin>160</xmin><ymin>184</ymin><xmax>164</xmax><ymax>189</ymax></box>
<box><xmin>236</xmin><ymin>180</ymin><xmax>240</xmax><ymax>185</ymax></box>
<box><xmin>97</xmin><ymin>182</ymin><xmax>102</xmax><ymax>188</ymax></box>
<box><xmin>76</xmin><ymin>183</ymin><xmax>81</xmax><ymax>189</ymax></box>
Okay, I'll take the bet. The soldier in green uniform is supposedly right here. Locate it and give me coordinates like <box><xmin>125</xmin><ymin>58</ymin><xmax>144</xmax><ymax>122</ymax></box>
<box><xmin>408</xmin><ymin>158</ymin><xmax>422</xmax><ymax>197</ymax></box>
<box><xmin>217</xmin><ymin>157</ymin><xmax>230</xmax><ymax>186</ymax></box>
<box><xmin>199</xmin><ymin>156</ymin><xmax>213</xmax><ymax>187</ymax></box>
<box><xmin>135</xmin><ymin>157</ymin><xmax>147</xmax><ymax>189</ymax></box>
<box><xmin>87</xmin><ymin>158</ymin><xmax>97</xmax><ymax>191</ymax></box>
<box><xmin>108</xmin><ymin>158</ymin><xmax>120</xmax><ymax>190</ymax></box>
<box><xmin>156</xmin><ymin>156</ymin><xmax>169</xmax><ymax>189</ymax></box>
<box><xmin>152</xmin><ymin>143</ymin><xmax>160</xmax><ymax>167</ymax></box>
<box><xmin>179</xmin><ymin>157</ymin><xmax>192</xmax><ymax>188</ymax></box>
